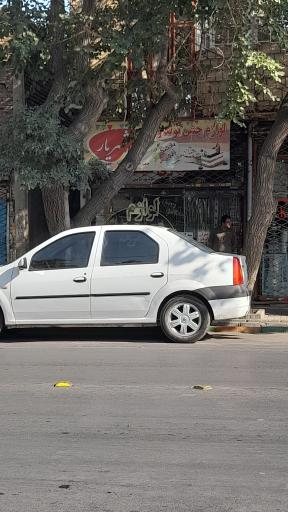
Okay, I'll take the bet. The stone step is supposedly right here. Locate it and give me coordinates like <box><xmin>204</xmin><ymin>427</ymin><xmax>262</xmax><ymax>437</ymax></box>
<box><xmin>210</xmin><ymin>324</ymin><xmax>288</xmax><ymax>334</ymax></box>
<box><xmin>236</xmin><ymin>309</ymin><xmax>288</xmax><ymax>323</ymax></box>
<box><xmin>214</xmin><ymin>319</ymin><xmax>288</xmax><ymax>327</ymax></box>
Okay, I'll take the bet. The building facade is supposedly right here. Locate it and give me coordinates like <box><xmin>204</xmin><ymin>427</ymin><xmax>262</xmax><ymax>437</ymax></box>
<box><xmin>1</xmin><ymin>32</ymin><xmax>288</xmax><ymax>302</ymax></box>
<box><xmin>253</xmin><ymin>126</ymin><xmax>288</xmax><ymax>301</ymax></box>
<box><xmin>90</xmin><ymin>121</ymin><xmax>247</xmax><ymax>254</ymax></box>
<box><xmin>87</xmin><ymin>37</ymin><xmax>288</xmax><ymax>303</ymax></box>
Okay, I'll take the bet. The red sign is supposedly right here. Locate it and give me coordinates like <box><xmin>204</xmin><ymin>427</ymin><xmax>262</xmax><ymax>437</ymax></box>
<box><xmin>88</xmin><ymin>127</ymin><xmax>130</xmax><ymax>164</ymax></box>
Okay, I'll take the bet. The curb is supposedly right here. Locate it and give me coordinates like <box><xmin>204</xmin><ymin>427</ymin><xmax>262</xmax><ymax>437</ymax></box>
<box><xmin>210</xmin><ymin>325</ymin><xmax>288</xmax><ymax>334</ymax></box>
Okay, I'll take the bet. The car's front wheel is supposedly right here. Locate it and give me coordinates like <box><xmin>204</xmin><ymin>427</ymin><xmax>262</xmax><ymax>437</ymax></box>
<box><xmin>160</xmin><ymin>295</ymin><xmax>210</xmax><ymax>343</ymax></box>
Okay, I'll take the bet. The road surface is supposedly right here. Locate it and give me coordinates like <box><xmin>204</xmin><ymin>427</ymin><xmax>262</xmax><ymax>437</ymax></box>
<box><xmin>0</xmin><ymin>328</ymin><xmax>287</xmax><ymax>512</ymax></box>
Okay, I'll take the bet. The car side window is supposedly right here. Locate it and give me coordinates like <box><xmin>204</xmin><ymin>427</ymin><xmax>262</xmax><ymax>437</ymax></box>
<box><xmin>30</xmin><ymin>232</ymin><xmax>95</xmax><ymax>271</ymax></box>
<box><xmin>101</xmin><ymin>231</ymin><xmax>159</xmax><ymax>266</ymax></box>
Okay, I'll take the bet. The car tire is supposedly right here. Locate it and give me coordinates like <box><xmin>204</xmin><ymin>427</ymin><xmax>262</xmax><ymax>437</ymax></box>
<box><xmin>160</xmin><ymin>295</ymin><xmax>210</xmax><ymax>343</ymax></box>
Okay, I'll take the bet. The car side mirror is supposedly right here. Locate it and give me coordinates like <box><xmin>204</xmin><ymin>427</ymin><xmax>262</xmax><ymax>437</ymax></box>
<box><xmin>18</xmin><ymin>257</ymin><xmax>27</xmax><ymax>270</ymax></box>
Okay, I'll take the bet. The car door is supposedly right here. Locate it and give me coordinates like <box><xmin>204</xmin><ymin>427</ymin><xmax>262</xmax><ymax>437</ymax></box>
<box><xmin>11</xmin><ymin>230</ymin><xmax>98</xmax><ymax>323</ymax></box>
<box><xmin>90</xmin><ymin>227</ymin><xmax>168</xmax><ymax>320</ymax></box>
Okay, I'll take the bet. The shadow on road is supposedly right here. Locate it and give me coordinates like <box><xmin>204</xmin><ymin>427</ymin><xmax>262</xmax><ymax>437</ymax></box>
<box><xmin>0</xmin><ymin>327</ymin><xmax>240</xmax><ymax>344</ymax></box>
<box><xmin>1</xmin><ymin>326</ymin><xmax>166</xmax><ymax>343</ymax></box>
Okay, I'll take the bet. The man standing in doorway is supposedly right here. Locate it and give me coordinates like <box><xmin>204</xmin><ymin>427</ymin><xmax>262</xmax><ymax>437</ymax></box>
<box><xmin>209</xmin><ymin>214</ymin><xmax>237</xmax><ymax>253</ymax></box>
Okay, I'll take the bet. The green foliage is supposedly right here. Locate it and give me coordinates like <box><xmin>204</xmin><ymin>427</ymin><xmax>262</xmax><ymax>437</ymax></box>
<box><xmin>216</xmin><ymin>0</ymin><xmax>287</xmax><ymax>122</ymax></box>
<box><xmin>1</xmin><ymin>0</ymin><xmax>288</xmax><ymax>183</ymax></box>
<box><xmin>2</xmin><ymin>1</ymin><xmax>287</xmax><ymax>107</ymax></box>
<box><xmin>0</xmin><ymin>106</ymin><xmax>110</xmax><ymax>188</ymax></box>
<box><xmin>223</xmin><ymin>48</ymin><xmax>285</xmax><ymax>122</ymax></box>
<box><xmin>259</xmin><ymin>0</ymin><xmax>288</xmax><ymax>48</ymax></box>
<box><xmin>85</xmin><ymin>157</ymin><xmax>113</xmax><ymax>187</ymax></box>
<box><xmin>0</xmin><ymin>1</ymin><xmax>49</xmax><ymax>73</ymax></box>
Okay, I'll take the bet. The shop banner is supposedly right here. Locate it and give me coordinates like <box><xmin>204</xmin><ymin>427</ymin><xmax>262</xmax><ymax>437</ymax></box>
<box><xmin>86</xmin><ymin>120</ymin><xmax>230</xmax><ymax>171</ymax></box>
<box><xmin>86</xmin><ymin>121</ymin><xmax>129</xmax><ymax>169</ymax></box>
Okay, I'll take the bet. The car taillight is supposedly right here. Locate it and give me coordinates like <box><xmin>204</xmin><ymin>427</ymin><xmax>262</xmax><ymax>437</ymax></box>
<box><xmin>233</xmin><ymin>257</ymin><xmax>244</xmax><ymax>285</ymax></box>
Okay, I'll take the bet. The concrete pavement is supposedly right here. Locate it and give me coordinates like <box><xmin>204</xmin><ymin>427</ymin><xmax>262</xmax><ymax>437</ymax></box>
<box><xmin>0</xmin><ymin>328</ymin><xmax>288</xmax><ymax>512</ymax></box>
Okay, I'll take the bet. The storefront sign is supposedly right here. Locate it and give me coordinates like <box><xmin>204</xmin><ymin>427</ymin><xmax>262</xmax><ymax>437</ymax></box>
<box><xmin>86</xmin><ymin>121</ymin><xmax>130</xmax><ymax>169</ymax></box>
<box><xmin>86</xmin><ymin>120</ymin><xmax>230</xmax><ymax>171</ymax></box>
<box><xmin>126</xmin><ymin>197</ymin><xmax>160</xmax><ymax>222</ymax></box>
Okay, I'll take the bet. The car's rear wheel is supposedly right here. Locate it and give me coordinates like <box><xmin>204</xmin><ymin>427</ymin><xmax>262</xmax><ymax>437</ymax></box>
<box><xmin>160</xmin><ymin>295</ymin><xmax>210</xmax><ymax>343</ymax></box>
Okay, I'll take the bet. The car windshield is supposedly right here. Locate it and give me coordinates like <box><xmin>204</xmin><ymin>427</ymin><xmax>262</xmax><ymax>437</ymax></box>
<box><xmin>168</xmin><ymin>229</ymin><xmax>214</xmax><ymax>254</ymax></box>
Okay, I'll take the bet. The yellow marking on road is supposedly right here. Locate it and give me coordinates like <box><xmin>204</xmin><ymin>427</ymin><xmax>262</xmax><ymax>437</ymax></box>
<box><xmin>54</xmin><ymin>381</ymin><xmax>72</xmax><ymax>388</ymax></box>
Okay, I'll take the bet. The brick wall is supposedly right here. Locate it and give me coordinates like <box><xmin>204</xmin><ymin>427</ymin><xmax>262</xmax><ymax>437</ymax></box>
<box><xmin>196</xmin><ymin>43</ymin><xmax>288</xmax><ymax>118</ymax></box>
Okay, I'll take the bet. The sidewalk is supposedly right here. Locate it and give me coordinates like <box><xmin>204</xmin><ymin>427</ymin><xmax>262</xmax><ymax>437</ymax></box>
<box><xmin>211</xmin><ymin>304</ymin><xmax>288</xmax><ymax>334</ymax></box>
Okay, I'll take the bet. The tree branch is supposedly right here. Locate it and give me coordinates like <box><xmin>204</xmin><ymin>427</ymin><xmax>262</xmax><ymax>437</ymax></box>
<box><xmin>157</xmin><ymin>37</ymin><xmax>177</xmax><ymax>99</ymax></box>
<box><xmin>82</xmin><ymin>0</ymin><xmax>96</xmax><ymax>15</ymax></box>
<box><xmin>71</xmin><ymin>28</ymin><xmax>178</xmax><ymax>227</ymax></box>
<box><xmin>44</xmin><ymin>0</ymin><xmax>66</xmax><ymax>107</ymax></box>
<box><xmin>72</xmin><ymin>89</ymin><xmax>178</xmax><ymax>227</ymax></box>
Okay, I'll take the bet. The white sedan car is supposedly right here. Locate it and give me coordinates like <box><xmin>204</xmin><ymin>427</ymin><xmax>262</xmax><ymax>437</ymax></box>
<box><xmin>0</xmin><ymin>225</ymin><xmax>250</xmax><ymax>343</ymax></box>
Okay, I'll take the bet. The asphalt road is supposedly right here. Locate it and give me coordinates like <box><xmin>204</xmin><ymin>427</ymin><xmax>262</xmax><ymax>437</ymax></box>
<box><xmin>0</xmin><ymin>328</ymin><xmax>288</xmax><ymax>512</ymax></box>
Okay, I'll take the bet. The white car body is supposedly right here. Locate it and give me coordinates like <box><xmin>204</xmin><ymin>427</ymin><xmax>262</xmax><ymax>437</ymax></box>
<box><xmin>0</xmin><ymin>225</ymin><xmax>250</xmax><ymax>339</ymax></box>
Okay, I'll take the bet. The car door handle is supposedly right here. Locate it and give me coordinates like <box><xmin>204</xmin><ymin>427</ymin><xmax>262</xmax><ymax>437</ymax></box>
<box><xmin>150</xmin><ymin>272</ymin><xmax>164</xmax><ymax>278</ymax></box>
<box><xmin>73</xmin><ymin>276</ymin><xmax>87</xmax><ymax>283</ymax></box>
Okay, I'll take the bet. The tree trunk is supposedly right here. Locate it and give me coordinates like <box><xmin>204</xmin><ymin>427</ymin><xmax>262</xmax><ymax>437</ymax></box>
<box><xmin>45</xmin><ymin>0</ymin><xmax>66</xmax><ymax>108</ymax></box>
<box><xmin>67</xmin><ymin>0</ymin><xmax>109</xmax><ymax>144</ymax></box>
<box><xmin>40</xmin><ymin>0</ymin><xmax>107</xmax><ymax>235</ymax></box>
<box><xmin>72</xmin><ymin>90</ymin><xmax>177</xmax><ymax>227</ymax></box>
<box><xmin>42</xmin><ymin>185</ymin><xmax>71</xmax><ymax>236</ymax></box>
<box><xmin>68</xmin><ymin>84</ymin><xmax>108</xmax><ymax>145</ymax></box>
<box><xmin>244</xmin><ymin>94</ymin><xmax>288</xmax><ymax>291</ymax></box>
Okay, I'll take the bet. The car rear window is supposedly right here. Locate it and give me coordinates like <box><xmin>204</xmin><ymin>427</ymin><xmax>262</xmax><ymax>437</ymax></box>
<box><xmin>101</xmin><ymin>230</ymin><xmax>159</xmax><ymax>266</ymax></box>
<box><xmin>169</xmin><ymin>230</ymin><xmax>214</xmax><ymax>254</ymax></box>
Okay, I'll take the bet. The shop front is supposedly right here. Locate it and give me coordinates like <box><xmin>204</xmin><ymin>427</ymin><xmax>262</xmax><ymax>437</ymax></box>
<box><xmin>106</xmin><ymin>188</ymin><xmax>244</xmax><ymax>252</ymax></box>
<box><xmin>259</xmin><ymin>161</ymin><xmax>288</xmax><ymax>301</ymax></box>
<box><xmin>249</xmin><ymin>122</ymin><xmax>288</xmax><ymax>303</ymax></box>
<box><xmin>87</xmin><ymin>118</ymin><xmax>247</xmax><ymax>255</ymax></box>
